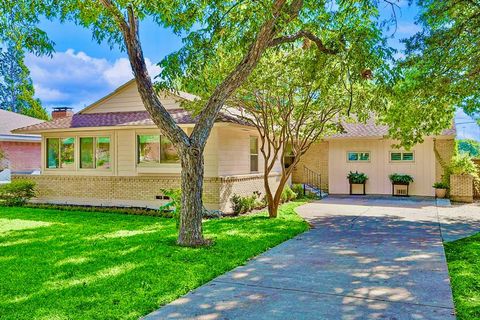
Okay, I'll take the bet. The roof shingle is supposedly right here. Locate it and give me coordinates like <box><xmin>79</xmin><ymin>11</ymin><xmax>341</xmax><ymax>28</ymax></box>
<box><xmin>13</xmin><ymin>109</ymin><xmax>250</xmax><ymax>133</ymax></box>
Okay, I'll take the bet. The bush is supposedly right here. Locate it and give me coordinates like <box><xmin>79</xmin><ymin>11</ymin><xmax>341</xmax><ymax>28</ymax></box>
<box><xmin>158</xmin><ymin>189</ymin><xmax>182</xmax><ymax>228</ymax></box>
<box><xmin>0</xmin><ymin>180</ymin><xmax>36</xmax><ymax>206</ymax></box>
<box><xmin>347</xmin><ymin>171</ymin><xmax>368</xmax><ymax>184</ymax></box>
<box><xmin>449</xmin><ymin>154</ymin><xmax>478</xmax><ymax>176</ymax></box>
<box><xmin>291</xmin><ymin>184</ymin><xmax>304</xmax><ymax>197</ymax></box>
<box><xmin>389</xmin><ymin>173</ymin><xmax>414</xmax><ymax>185</ymax></box>
<box><xmin>433</xmin><ymin>182</ymin><xmax>449</xmax><ymax>189</ymax></box>
<box><xmin>230</xmin><ymin>191</ymin><xmax>266</xmax><ymax>215</ymax></box>
<box><xmin>281</xmin><ymin>185</ymin><xmax>297</xmax><ymax>203</ymax></box>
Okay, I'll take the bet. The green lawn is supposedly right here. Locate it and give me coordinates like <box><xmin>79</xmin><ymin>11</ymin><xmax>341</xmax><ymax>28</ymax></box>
<box><xmin>0</xmin><ymin>202</ymin><xmax>308</xmax><ymax>320</ymax></box>
<box><xmin>445</xmin><ymin>234</ymin><xmax>480</xmax><ymax>320</ymax></box>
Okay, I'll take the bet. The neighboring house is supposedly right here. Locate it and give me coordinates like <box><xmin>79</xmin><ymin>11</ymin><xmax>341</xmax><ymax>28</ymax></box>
<box><xmin>13</xmin><ymin>80</ymin><xmax>455</xmax><ymax>211</ymax></box>
<box><xmin>0</xmin><ymin>109</ymin><xmax>44</xmax><ymax>174</ymax></box>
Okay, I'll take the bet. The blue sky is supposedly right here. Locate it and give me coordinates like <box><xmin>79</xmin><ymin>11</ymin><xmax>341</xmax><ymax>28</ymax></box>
<box><xmin>24</xmin><ymin>1</ymin><xmax>479</xmax><ymax>140</ymax></box>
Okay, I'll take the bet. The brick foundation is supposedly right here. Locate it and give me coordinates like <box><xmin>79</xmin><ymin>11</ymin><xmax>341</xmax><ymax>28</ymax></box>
<box><xmin>13</xmin><ymin>173</ymin><xmax>281</xmax><ymax>213</ymax></box>
<box><xmin>450</xmin><ymin>174</ymin><xmax>473</xmax><ymax>203</ymax></box>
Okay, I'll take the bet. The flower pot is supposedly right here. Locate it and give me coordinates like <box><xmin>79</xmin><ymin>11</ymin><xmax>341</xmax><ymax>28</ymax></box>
<box><xmin>435</xmin><ymin>188</ymin><xmax>447</xmax><ymax>198</ymax></box>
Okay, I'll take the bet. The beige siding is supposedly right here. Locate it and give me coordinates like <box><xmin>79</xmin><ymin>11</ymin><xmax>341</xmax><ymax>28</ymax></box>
<box><xmin>40</xmin><ymin>126</ymin><xmax>221</xmax><ymax>177</ymax></box>
<box><xmin>328</xmin><ymin>138</ymin><xmax>436</xmax><ymax>196</ymax></box>
<box><xmin>216</xmin><ymin>127</ymin><xmax>282</xmax><ymax>176</ymax></box>
<box><xmin>204</xmin><ymin>127</ymin><xmax>219</xmax><ymax>177</ymax></box>
<box><xmin>82</xmin><ymin>82</ymin><xmax>182</xmax><ymax>114</ymax></box>
<box><xmin>116</xmin><ymin>129</ymin><xmax>136</xmax><ymax>176</ymax></box>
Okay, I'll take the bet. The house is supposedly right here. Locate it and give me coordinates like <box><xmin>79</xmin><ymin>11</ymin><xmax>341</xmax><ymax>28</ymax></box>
<box><xmin>12</xmin><ymin>80</ymin><xmax>455</xmax><ymax>211</ymax></box>
<box><xmin>12</xmin><ymin>80</ymin><xmax>282</xmax><ymax>212</ymax></box>
<box><xmin>0</xmin><ymin>109</ymin><xmax>44</xmax><ymax>174</ymax></box>
<box><xmin>292</xmin><ymin>121</ymin><xmax>456</xmax><ymax>196</ymax></box>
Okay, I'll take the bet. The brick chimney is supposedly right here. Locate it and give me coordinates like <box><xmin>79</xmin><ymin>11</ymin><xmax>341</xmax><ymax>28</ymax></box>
<box><xmin>52</xmin><ymin>107</ymin><xmax>73</xmax><ymax>120</ymax></box>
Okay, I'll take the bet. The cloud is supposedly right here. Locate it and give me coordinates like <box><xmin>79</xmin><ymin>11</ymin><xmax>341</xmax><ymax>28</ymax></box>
<box><xmin>25</xmin><ymin>49</ymin><xmax>161</xmax><ymax>111</ymax></box>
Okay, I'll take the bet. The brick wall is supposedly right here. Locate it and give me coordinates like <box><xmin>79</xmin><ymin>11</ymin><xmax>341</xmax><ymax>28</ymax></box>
<box><xmin>0</xmin><ymin>141</ymin><xmax>41</xmax><ymax>172</ymax></box>
<box><xmin>13</xmin><ymin>173</ymin><xmax>281</xmax><ymax>213</ymax></box>
<box><xmin>291</xmin><ymin>141</ymin><xmax>329</xmax><ymax>190</ymax></box>
<box><xmin>434</xmin><ymin>139</ymin><xmax>455</xmax><ymax>182</ymax></box>
<box><xmin>450</xmin><ymin>174</ymin><xmax>473</xmax><ymax>203</ymax></box>
<box><xmin>219</xmin><ymin>173</ymin><xmax>281</xmax><ymax>212</ymax></box>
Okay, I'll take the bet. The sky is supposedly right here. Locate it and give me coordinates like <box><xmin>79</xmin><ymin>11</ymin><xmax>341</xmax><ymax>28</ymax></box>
<box><xmin>23</xmin><ymin>1</ymin><xmax>479</xmax><ymax>140</ymax></box>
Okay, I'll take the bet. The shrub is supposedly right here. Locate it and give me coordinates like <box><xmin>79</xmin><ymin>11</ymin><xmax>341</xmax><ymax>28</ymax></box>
<box><xmin>158</xmin><ymin>189</ymin><xmax>182</xmax><ymax>228</ymax></box>
<box><xmin>389</xmin><ymin>174</ymin><xmax>414</xmax><ymax>184</ymax></box>
<box><xmin>448</xmin><ymin>154</ymin><xmax>478</xmax><ymax>176</ymax></box>
<box><xmin>347</xmin><ymin>171</ymin><xmax>368</xmax><ymax>184</ymax></box>
<box><xmin>0</xmin><ymin>180</ymin><xmax>36</xmax><ymax>206</ymax></box>
<box><xmin>281</xmin><ymin>185</ymin><xmax>297</xmax><ymax>203</ymax></box>
<box><xmin>433</xmin><ymin>182</ymin><xmax>449</xmax><ymax>189</ymax></box>
<box><xmin>291</xmin><ymin>184</ymin><xmax>304</xmax><ymax>197</ymax></box>
<box><xmin>230</xmin><ymin>191</ymin><xmax>266</xmax><ymax>215</ymax></box>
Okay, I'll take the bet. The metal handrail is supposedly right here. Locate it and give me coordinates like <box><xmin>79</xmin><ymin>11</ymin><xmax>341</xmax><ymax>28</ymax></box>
<box><xmin>303</xmin><ymin>165</ymin><xmax>321</xmax><ymax>190</ymax></box>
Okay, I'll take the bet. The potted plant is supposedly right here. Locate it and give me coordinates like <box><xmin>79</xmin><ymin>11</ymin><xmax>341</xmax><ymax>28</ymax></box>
<box><xmin>433</xmin><ymin>182</ymin><xmax>448</xmax><ymax>198</ymax></box>
<box><xmin>389</xmin><ymin>173</ymin><xmax>414</xmax><ymax>196</ymax></box>
<box><xmin>347</xmin><ymin>171</ymin><xmax>368</xmax><ymax>195</ymax></box>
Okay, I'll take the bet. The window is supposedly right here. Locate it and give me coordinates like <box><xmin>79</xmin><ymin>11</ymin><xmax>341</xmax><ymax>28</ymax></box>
<box><xmin>250</xmin><ymin>136</ymin><xmax>259</xmax><ymax>172</ymax></box>
<box><xmin>80</xmin><ymin>137</ymin><xmax>111</xmax><ymax>169</ymax></box>
<box><xmin>46</xmin><ymin>137</ymin><xmax>75</xmax><ymax>169</ymax></box>
<box><xmin>390</xmin><ymin>151</ymin><xmax>415</xmax><ymax>162</ymax></box>
<box><xmin>137</xmin><ymin>135</ymin><xmax>179</xmax><ymax>165</ymax></box>
<box><xmin>347</xmin><ymin>151</ymin><xmax>370</xmax><ymax>162</ymax></box>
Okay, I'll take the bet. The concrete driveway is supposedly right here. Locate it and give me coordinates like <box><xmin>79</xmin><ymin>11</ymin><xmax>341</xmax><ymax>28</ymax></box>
<box><xmin>145</xmin><ymin>196</ymin><xmax>462</xmax><ymax>320</ymax></box>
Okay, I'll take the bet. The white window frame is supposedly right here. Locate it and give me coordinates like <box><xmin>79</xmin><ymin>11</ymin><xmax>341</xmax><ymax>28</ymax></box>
<box><xmin>250</xmin><ymin>136</ymin><xmax>259</xmax><ymax>172</ymax></box>
<box><xmin>346</xmin><ymin>151</ymin><xmax>371</xmax><ymax>163</ymax></box>
<box><xmin>45</xmin><ymin>136</ymin><xmax>76</xmax><ymax>170</ymax></box>
<box><xmin>136</xmin><ymin>133</ymin><xmax>180</xmax><ymax>167</ymax></box>
<box><xmin>79</xmin><ymin>136</ymin><xmax>112</xmax><ymax>170</ymax></box>
<box><xmin>389</xmin><ymin>151</ymin><xmax>415</xmax><ymax>163</ymax></box>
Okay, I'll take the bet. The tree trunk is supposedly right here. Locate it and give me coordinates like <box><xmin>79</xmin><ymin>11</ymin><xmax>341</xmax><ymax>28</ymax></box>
<box><xmin>177</xmin><ymin>147</ymin><xmax>207</xmax><ymax>247</ymax></box>
<box><xmin>269</xmin><ymin>176</ymin><xmax>289</xmax><ymax>218</ymax></box>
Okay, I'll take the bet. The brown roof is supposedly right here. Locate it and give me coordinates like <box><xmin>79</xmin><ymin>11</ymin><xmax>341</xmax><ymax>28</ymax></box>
<box><xmin>12</xmin><ymin>109</ymin><xmax>250</xmax><ymax>133</ymax></box>
<box><xmin>329</xmin><ymin>120</ymin><xmax>456</xmax><ymax>138</ymax></box>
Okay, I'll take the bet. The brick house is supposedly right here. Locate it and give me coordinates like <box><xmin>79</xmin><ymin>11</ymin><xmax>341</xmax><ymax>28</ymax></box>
<box><xmin>13</xmin><ymin>80</ymin><xmax>455</xmax><ymax>211</ymax></box>
<box><xmin>0</xmin><ymin>110</ymin><xmax>44</xmax><ymax>173</ymax></box>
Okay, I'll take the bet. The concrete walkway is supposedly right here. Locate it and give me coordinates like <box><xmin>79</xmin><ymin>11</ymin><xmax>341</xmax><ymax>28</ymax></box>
<box><xmin>144</xmin><ymin>196</ymin><xmax>466</xmax><ymax>320</ymax></box>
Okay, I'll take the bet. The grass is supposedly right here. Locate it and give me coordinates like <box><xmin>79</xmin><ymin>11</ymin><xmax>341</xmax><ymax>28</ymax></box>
<box><xmin>445</xmin><ymin>234</ymin><xmax>480</xmax><ymax>320</ymax></box>
<box><xmin>0</xmin><ymin>202</ymin><xmax>308</xmax><ymax>320</ymax></box>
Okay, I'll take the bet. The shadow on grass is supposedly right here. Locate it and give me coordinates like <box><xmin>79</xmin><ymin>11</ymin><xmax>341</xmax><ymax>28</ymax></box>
<box><xmin>0</xmin><ymin>202</ymin><xmax>308</xmax><ymax>320</ymax></box>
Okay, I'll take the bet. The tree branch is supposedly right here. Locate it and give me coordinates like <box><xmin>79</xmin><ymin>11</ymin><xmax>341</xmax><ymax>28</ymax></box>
<box><xmin>269</xmin><ymin>30</ymin><xmax>338</xmax><ymax>54</ymax></box>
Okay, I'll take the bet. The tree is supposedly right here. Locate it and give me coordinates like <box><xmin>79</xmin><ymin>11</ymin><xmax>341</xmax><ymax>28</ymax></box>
<box><xmin>50</xmin><ymin>0</ymin><xmax>395</xmax><ymax>246</ymax></box>
<box><xmin>0</xmin><ymin>1</ymin><xmax>54</xmax><ymax>120</ymax></box>
<box><xmin>403</xmin><ymin>0</ymin><xmax>480</xmax><ymax>120</ymax></box>
<box><xmin>458</xmin><ymin>139</ymin><xmax>480</xmax><ymax>158</ymax></box>
<box><xmin>227</xmin><ymin>41</ymin><xmax>388</xmax><ymax>217</ymax></box>
<box><xmin>0</xmin><ymin>43</ymin><xmax>49</xmax><ymax>120</ymax></box>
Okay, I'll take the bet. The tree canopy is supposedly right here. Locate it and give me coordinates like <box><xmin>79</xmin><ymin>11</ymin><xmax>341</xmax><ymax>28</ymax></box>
<box><xmin>401</xmin><ymin>0</ymin><xmax>480</xmax><ymax>122</ymax></box>
<box><xmin>0</xmin><ymin>1</ymin><xmax>52</xmax><ymax>119</ymax></box>
<box><xmin>0</xmin><ymin>43</ymin><xmax>49</xmax><ymax>120</ymax></box>
<box><xmin>458</xmin><ymin>139</ymin><xmax>480</xmax><ymax>158</ymax></box>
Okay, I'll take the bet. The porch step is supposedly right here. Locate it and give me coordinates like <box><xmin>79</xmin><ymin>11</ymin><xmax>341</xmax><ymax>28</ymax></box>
<box><xmin>303</xmin><ymin>184</ymin><xmax>328</xmax><ymax>199</ymax></box>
